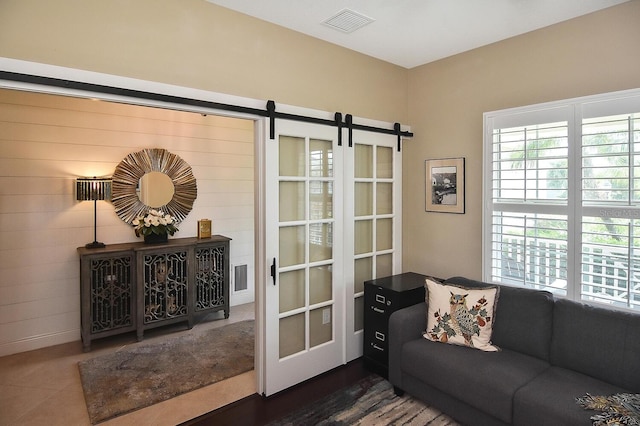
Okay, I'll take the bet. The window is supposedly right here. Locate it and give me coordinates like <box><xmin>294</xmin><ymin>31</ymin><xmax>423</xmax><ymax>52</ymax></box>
<box><xmin>484</xmin><ymin>89</ymin><xmax>640</xmax><ymax>311</ymax></box>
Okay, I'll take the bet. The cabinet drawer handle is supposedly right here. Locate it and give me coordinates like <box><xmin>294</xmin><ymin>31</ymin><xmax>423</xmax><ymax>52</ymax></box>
<box><xmin>371</xmin><ymin>306</ymin><xmax>385</xmax><ymax>314</ymax></box>
<box><xmin>371</xmin><ymin>343</ymin><xmax>385</xmax><ymax>352</ymax></box>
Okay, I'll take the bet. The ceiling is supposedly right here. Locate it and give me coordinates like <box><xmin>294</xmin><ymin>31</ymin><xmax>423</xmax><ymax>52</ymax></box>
<box><xmin>205</xmin><ymin>0</ymin><xmax>629</xmax><ymax>69</ymax></box>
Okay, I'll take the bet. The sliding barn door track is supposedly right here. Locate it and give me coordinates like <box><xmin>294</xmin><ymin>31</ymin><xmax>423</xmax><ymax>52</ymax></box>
<box><xmin>0</xmin><ymin>71</ymin><xmax>413</xmax><ymax>151</ymax></box>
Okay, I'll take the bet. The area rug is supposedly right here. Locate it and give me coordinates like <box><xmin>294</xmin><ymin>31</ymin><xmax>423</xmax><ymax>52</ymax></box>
<box><xmin>78</xmin><ymin>320</ymin><xmax>254</xmax><ymax>424</ymax></box>
<box><xmin>266</xmin><ymin>374</ymin><xmax>460</xmax><ymax>426</ymax></box>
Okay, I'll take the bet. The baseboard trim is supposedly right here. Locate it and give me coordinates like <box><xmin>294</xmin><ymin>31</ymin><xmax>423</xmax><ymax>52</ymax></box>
<box><xmin>0</xmin><ymin>329</ymin><xmax>79</xmax><ymax>357</ymax></box>
<box><xmin>231</xmin><ymin>293</ymin><xmax>255</xmax><ymax>306</ymax></box>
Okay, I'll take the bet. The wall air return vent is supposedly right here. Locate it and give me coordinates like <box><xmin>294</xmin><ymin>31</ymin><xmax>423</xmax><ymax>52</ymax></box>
<box><xmin>322</xmin><ymin>8</ymin><xmax>375</xmax><ymax>34</ymax></box>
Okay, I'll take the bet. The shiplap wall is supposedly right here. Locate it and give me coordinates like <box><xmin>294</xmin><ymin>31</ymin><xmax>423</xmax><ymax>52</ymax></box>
<box><xmin>0</xmin><ymin>88</ymin><xmax>255</xmax><ymax>356</ymax></box>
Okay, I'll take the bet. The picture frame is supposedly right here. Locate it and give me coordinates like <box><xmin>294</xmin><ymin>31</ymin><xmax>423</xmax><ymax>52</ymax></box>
<box><xmin>425</xmin><ymin>157</ymin><xmax>465</xmax><ymax>214</ymax></box>
<box><xmin>197</xmin><ymin>219</ymin><xmax>212</xmax><ymax>239</ymax></box>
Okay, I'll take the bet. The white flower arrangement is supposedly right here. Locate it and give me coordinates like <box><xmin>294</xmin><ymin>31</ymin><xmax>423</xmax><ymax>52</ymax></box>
<box><xmin>133</xmin><ymin>209</ymin><xmax>179</xmax><ymax>237</ymax></box>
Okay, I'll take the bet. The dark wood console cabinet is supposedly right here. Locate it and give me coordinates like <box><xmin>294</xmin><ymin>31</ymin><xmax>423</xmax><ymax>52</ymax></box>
<box><xmin>363</xmin><ymin>272</ymin><xmax>428</xmax><ymax>378</ymax></box>
<box><xmin>79</xmin><ymin>235</ymin><xmax>230</xmax><ymax>351</ymax></box>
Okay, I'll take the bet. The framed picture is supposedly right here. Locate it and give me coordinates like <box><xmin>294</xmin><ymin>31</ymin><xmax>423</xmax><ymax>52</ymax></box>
<box><xmin>197</xmin><ymin>219</ymin><xmax>212</xmax><ymax>239</ymax></box>
<box><xmin>425</xmin><ymin>157</ymin><xmax>465</xmax><ymax>214</ymax></box>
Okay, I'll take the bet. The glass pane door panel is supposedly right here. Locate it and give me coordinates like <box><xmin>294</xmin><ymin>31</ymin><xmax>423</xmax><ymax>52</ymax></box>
<box><xmin>309</xmin><ymin>181</ymin><xmax>333</xmax><ymax>219</ymax></box>
<box><xmin>376</xmin><ymin>218</ymin><xmax>393</xmax><ymax>251</ymax></box>
<box><xmin>355</xmin><ymin>182</ymin><xmax>373</xmax><ymax>216</ymax></box>
<box><xmin>354</xmin><ymin>220</ymin><xmax>373</xmax><ymax>254</ymax></box>
<box><xmin>280</xmin><ymin>313</ymin><xmax>305</xmax><ymax>358</ymax></box>
<box><xmin>267</xmin><ymin>123</ymin><xmax>345</xmax><ymax>396</ymax></box>
<box><xmin>354</xmin><ymin>257</ymin><xmax>372</xmax><ymax>294</ymax></box>
<box><xmin>376</xmin><ymin>183</ymin><xmax>393</xmax><ymax>215</ymax></box>
<box><xmin>310</xmin><ymin>265</ymin><xmax>332</xmax><ymax>305</ymax></box>
<box><xmin>376</xmin><ymin>254</ymin><xmax>393</xmax><ymax>277</ymax></box>
<box><xmin>280</xmin><ymin>226</ymin><xmax>305</xmax><ymax>267</ymax></box>
<box><xmin>354</xmin><ymin>297</ymin><xmax>364</xmax><ymax>332</ymax></box>
<box><xmin>377</xmin><ymin>146</ymin><xmax>393</xmax><ymax>178</ymax></box>
<box><xmin>280</xmin><ymin>136</ymin><xmax>305</xmax><ymax>177</ymax></box>
<box><xmin>279</xmin><ymin>269</ymin><xmax>305</xmax><ymax>313</ymax></box>
<box><xmin>309</xmin><ymin>139</ymin><xmax>333</xmax><ymax>177</ymax></box>
<box><xmin>280</xmin><ymin>181</ymin><xmax>305</xmax><ymax>221</ymax></box>
<box><xmin>309</xmin><ymin>307</ymin><xmax>332</xmax><ymax>348</ymax></box>
<box><xmin>309</xmin><ymin>223</ymin><xmax>333</xmax><ymax>262</ymax></box>
<box><xmin>355</xmin><ymin>144</ymin><xmax>373</xmax><ymax>178</ymax></box>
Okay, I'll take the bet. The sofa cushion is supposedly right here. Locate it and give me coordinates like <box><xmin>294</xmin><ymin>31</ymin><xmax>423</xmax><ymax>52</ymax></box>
<box><xmin>446</xmin><ymin>276</ymin><xmax>554</xmax><ymax>361</ymax></box>
<box><xmin>424</xmin><ymin>278</ymin><xmax>500</xmax><ymax>351</ymax></box>
<box><xmin>513</xmin><ymin>366</ymin><xmax>627</xmax><ymax>426</ymax></box>
<box><xmin>550</xmin><ymin>298</ymin><xmax>640</xmax><ymax>391</ymax></box>
<box><xmin>401</xmin><ymin>337</ymin><xmax>549</xmax><ymax>424</ymax></box>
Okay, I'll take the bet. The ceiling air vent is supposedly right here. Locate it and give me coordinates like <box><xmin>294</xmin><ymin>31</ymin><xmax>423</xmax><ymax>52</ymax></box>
<box><xmin>322</xmin><ymin>8</ymin><xmax>375</xmax><ymax>34</ymax></box>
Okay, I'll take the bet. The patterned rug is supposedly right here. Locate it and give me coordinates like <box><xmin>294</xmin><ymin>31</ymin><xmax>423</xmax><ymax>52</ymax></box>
<box><xmin>267</xmin><ymin>374</ymin><xmax>459</xmax><ymax>426</ymax></box>
<box><xmin>78</xmin><ymin>320</ymin><xmax>254</xmax><ymax>424</ymax></box>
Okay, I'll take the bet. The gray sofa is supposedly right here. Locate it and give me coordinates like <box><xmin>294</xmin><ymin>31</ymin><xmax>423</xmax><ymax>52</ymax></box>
<box><xmin>389</xmin><ymin>276</ymin><xmax>640</xmax><ymax>426</ymax></box>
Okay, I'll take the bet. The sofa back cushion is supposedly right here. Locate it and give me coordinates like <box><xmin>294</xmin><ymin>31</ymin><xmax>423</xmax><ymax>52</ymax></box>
<box><xmin>445</xmin><ymin>277</ymin><xmax>554</xmax><ymax>361</ymax></box>
<box><xmin>550</xmin><ymin>298</ymin><xmax>640</xmax><ymax>391</ymax></box>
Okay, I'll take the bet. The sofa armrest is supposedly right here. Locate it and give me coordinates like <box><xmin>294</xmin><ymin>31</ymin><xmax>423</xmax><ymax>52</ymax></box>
<box><xmin>388</xmin><ymin>302</ymin><xmax>426</xmax><ymax>388</ymax></box>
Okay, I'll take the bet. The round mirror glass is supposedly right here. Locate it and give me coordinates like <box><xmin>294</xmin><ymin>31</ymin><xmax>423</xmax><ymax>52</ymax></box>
<box><xmin>138</xmin><ymin>171</ymin><xmax>175</xmax><ymax>207</ymax></box>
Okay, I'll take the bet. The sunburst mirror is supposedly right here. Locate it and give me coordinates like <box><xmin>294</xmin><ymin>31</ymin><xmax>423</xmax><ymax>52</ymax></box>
<box><xmin>112</xmin><ymin>148</ymin><xmax>197</xmax><ymax>224</ymax></box>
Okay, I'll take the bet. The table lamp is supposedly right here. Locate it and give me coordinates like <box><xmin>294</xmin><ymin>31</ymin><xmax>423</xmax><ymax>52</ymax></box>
<box><xmin>77</xmin><ymin>177</ymin><xmax>112</xmax><ymax>248</ymax></box>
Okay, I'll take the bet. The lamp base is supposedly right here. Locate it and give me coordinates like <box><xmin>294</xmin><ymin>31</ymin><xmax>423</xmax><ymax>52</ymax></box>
<box><xmin>85</xmin><ymin>241</ymin><xmax>106</xmax><ymax>249</ymax></box>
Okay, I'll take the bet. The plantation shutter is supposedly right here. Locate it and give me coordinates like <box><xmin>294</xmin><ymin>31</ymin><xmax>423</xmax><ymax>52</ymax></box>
<box><xmin>580</xmin><ymin>110</ymin><xmax>640</xmax><ymax>308</ymax></box>
<box><xmin>484</xmin><ymin>89</ymin><xmax>640</xmax><ymax>312</ymax></box>
<box><xmin>486</xmin><ymin>108</ymin><xmax>570</xmax><ymax>295</ymax></box>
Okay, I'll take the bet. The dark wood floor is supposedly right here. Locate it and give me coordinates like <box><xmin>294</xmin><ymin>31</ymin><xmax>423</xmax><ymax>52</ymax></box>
<box><xmin>179</xmin><ymin>358</ymin><xmax>371</xmax><ymax>426</ymax></box>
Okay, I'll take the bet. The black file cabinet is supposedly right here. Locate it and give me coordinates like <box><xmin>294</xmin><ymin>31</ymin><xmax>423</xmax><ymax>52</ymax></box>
<box><xmin>363</xmin><ymin>272</ymin><xmax>428</xmax><ymax>378</ymax></box>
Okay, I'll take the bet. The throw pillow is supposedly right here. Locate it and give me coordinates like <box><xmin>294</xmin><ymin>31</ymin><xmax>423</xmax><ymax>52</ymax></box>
<box><xmin>423</xmin><ymin>278</ymin><xmax>500</xmax><ymax>352</ymax></box>
<box><xmin>576</xmin><ymin>393</ymin><xmax>640</xmax><ymax>425</ymax></box>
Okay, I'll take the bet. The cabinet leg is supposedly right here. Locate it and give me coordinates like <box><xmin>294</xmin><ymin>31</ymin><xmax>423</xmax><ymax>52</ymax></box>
<box><xmin>224</xmin><ymin>309</ymin><xmax>229</xmax><ymax>319</ymax></box>
<box><xmin>136</xmin><ymin>331</ymin><xmax>144</xmax><ymax>342</ymax></box>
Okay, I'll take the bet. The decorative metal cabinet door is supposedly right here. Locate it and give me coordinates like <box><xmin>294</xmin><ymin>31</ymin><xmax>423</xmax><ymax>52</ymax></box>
<box><xmin>139</xmin><ymin>248</ymin><xmax>190</xmax><ymax>326</ymax></box>
<box><xmin>90</xmin><ymin>256</ymin><xmax>134</xmax><ymax>331</ymax></box>
<box><xmin>194</xmin><ymin>238</ymin><xmax>230</xmax><ymax>319</ymax></box>
<box><xmin>78</xmin><ymin>247</ymin><xmax>136</xmax><ymax>352</ymax></box>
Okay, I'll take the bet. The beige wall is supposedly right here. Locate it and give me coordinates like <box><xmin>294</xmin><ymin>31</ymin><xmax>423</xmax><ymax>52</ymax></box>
<box><xmin>0</xmin><ymin>0</ymin><xmax>408</xmax><ymax>123</ymax></box>
<box><xmin>403</xmin><ymin>1</ymin><xmax>640</xmax><ymax>280</ymax></box>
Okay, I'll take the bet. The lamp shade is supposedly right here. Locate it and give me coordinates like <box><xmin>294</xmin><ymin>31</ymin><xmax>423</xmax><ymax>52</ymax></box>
<box><xmin>76</xmin><ymin>177</ymin><xmax>112</xmax><ymax>201</ymax></box>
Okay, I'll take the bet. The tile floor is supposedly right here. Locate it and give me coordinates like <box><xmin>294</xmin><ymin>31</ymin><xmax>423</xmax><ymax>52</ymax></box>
<box><xmin>0</xmin><ymin>303</ymin><xmax>256</xmax><ymax>426</ymax></box>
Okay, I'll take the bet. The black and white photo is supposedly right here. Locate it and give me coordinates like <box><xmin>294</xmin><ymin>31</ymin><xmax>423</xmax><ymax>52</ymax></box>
<box><xmin>425</xmin><ymin>158</ymin><xmax>465</xmax><ymax>214</ymax></box>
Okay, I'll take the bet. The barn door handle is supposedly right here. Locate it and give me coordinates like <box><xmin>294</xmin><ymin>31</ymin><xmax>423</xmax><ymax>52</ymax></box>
<box><xmin>270</xmin><ymin>258</ymin><xmax>276</xmax><ymax>285</ymax></box>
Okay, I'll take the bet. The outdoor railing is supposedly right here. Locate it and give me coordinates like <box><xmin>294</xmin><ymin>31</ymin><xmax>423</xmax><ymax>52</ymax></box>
<box><xmin>494</xmin><ymin>237</ymin><xmax>640</xmax><ymax>309</ymax></box>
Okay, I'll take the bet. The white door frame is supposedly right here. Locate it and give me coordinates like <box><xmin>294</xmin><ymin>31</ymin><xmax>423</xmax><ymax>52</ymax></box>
<box><xmin>253</xmin><ymin>117</ymin><xmax>268</xmax><ymax>394</ymax></box>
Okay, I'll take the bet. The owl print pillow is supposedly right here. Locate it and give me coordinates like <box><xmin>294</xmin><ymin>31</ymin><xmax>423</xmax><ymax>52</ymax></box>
<box><xmin>423</xmin><ymin>278</ymin><xmax>500</xmax><ymax>352</ymax></box>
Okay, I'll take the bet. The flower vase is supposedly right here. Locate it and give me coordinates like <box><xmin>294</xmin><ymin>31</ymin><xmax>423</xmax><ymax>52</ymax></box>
<box><xmin>144</xmin><ymin>233</ymin><xmax>168</xmax><ymax>244</ymax></box>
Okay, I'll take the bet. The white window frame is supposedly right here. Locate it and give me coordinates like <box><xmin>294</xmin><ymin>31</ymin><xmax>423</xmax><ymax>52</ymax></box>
<box><xmin>483</xmin><ymin>87</ymin><xmax>640</xmax><ymax>312</ymax></box>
